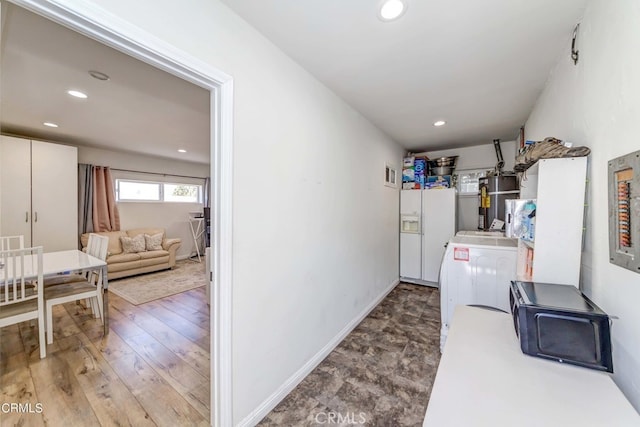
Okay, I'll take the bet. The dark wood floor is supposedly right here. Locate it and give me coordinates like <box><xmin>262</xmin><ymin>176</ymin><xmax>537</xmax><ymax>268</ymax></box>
<box><xmin>0</xmin><ymin>286</ymin><xmax>210</xmax><ymax>426</ymax></box>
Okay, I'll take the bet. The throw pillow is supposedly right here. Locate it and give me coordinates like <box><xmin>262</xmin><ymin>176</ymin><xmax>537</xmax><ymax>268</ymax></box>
<box><xmin>144</xmin><ymin>233</ymin><xmax>164</xmax><ymax>251</ymax></box>
<box><xmin>120</xmin><ymin>234</ymin><xmax>146</xmax><ymax>253</ymax></box>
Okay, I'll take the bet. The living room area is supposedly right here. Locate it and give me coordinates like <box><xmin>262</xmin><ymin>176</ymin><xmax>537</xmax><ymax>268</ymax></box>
<box><xmin>0</xmin><ymin>109</ymin><xmax>211</xmax><ymax>425</ymax></box>
<box><xmin>0</xmin><ymin>141</ymin><xmax>214</xmax><ymax>425</ymax></box>
<box><xmin>0</xmin><ymin>3</ymin><xmax>214</xmax><ymax>425</ymax></box>
<box><xmin>0</xmin><ymin>137</ymin><xmax>214</xmax><ymax>425</ymax></box>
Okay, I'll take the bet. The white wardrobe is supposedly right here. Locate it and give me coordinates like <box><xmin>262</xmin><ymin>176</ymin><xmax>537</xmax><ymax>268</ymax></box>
<box><xmin>0</xmin><ymin>135</ymin><xmax>78</xmax><ymax>251</ymax></box>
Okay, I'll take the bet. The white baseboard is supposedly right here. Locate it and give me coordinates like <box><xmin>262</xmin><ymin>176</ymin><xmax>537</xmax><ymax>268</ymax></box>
<box><xmin>400</xmin><ymin>276</ymin><xmax>439</xmax><ymax>288</ymax></box>
<box><xmin>237</xmin><ymin>278</ymin><xmax>400</xmax><ymax>427</ymax></box>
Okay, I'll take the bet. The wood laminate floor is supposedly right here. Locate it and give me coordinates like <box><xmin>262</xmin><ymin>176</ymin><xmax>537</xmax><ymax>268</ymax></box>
<box><xmin>3</xmin><ymin>281</ymin><xmax>440</xmax><ymax>427</ymax></box>
<box><xmin>0</xmin><ymin>285</ymin><xmax>210</xmax><ymax>427</ymax></box>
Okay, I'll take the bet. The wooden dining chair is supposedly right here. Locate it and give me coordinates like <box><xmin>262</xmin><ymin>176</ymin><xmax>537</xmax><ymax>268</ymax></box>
<box><xmin>84</xmin><ymin>233</ymin><xmax>109</xmax><ymax>316</ymax></box>
<box><xmin>0</xmin><ymin>246</ymin><xmax>46</xmax><ymax>359</ymax></box>
<box><xmin>44</xmin><ymin>233</ymin><xmax>109</xmax><ymax>344</ymax></box>
<box><xmin>43</xmin><ymin>232</ymin><xmax>108</xmax><ymax>288</ymax></box>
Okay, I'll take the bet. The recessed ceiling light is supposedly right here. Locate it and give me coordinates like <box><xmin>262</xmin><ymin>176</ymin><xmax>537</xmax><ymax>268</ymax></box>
<box><xmin>67</xmin><ymin>90</ymin><xmax>88</xmax><ymax>99</ymax></box>
<box><xmin>89</xmin><ymin>70</ymin><xmax>110</xmax><ymax>81</ymax></box>
<box><xmin>178</xmin><ymin>149</ymin><xmax>187</xmax><ymax>153</ymax></box>
<box><xmin>433</xmin><ymin>120</ymin><xmax>447</xmax><ymax>127</ymax></box>
<box><xmin>43</xmin><ymin>122</ymin><xmax>59</xmax><ymax>128</ymax></box>
<box><xmin>379</xmin><ymin>0</ymin><xmax>407</xmax><ymax>21</ymax></box>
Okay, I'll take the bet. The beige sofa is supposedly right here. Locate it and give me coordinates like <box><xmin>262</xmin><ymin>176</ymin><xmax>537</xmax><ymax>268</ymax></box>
<box><xmin>81</xmin><ymin>228</ymin><xmax>181</xmax><ymax>280</ymax></box>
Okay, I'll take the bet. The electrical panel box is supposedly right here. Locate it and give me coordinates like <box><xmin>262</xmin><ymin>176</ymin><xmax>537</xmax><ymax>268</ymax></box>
<box><xmin>608</xmin><ymin>150</ymin><xmax>640</xmax><ymax>273</ymax></box>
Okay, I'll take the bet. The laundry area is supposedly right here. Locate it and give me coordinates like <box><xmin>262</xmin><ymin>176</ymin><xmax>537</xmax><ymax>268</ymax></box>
<box><xmin>400</xmin><ymin>137</ymin><xmax>591</xmax><ymax>346</ymax></box>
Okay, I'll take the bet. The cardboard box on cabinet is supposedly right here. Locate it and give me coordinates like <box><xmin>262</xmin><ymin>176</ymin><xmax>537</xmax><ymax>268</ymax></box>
<box><xmin>402</xmin><ymin>167</ymin><xmax>415</xmax><ymax>182</ymax></box>
<box><xmin>425</xmin><ymin>175</ymin><xmax>452</xmax><ymax>189</ymax></box>
<box><xmin>414</xmin><ymin>158</ymin><xmax>426</xmax><ymax>188</ymax></box>
<box><xmin>403</xmin><ymin>182</ymin><xmax>421</xmax><ymax>190</ymax></box>
<box><xmin>403</xmin><ymin>155</ymin><xmax>429</xmax><ymax>189</ymax></box>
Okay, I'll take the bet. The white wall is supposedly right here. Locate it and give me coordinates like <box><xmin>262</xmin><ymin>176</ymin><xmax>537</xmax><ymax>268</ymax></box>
<box><xmin>414</xmin><ymin>140</ymin><xmax>517</xmax><ymax>230</ymax></box>
<box><xmin>78</xmin><ymin>145</ymin><xmax>209</xmax><ymax>177</ymax></box>
<box><xmin>77</xmin><ymin>0</ymin><xmax>404</xmax><ymax>423</ymax></box>
<box><xmin>81</xmin><ymin>146</ymin><xmax>208</xmax><ymax>260</ymax></box>
<box><xmin>525</xmin><ymin>0</ymin><xmax>640</xmax><ymax>411</ymax></box>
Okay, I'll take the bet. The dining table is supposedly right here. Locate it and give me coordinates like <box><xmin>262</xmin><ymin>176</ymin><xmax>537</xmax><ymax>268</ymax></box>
<box><xmin>1</xmin><ymin>249</ymin><xmax>109</xmax><ymax>335</ymax></box>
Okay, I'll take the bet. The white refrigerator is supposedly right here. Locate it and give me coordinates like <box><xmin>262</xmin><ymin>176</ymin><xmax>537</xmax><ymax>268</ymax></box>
<box><xmin>400</xmin><ymin>188</ymin><xmax>456</xmax><ymax>286</ymax></box>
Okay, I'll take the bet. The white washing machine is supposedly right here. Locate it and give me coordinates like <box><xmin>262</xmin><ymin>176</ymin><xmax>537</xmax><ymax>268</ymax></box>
<box><xmin>439</xmin><ymin>235</ymin><xmax>518</xmax><ymax>351</ymax></box>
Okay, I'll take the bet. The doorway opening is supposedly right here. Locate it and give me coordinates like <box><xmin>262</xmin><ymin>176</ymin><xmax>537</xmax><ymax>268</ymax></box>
<box><xmin>3</xmin><ymin>1</ymin><xmax>234</xmax><ymax>425</ymax></box>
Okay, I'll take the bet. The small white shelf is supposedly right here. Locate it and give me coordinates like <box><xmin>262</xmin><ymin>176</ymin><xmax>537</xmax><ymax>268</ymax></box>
<box><xmin>515</xmin><ymin>157</ymin><xmax>587</xmax><ymax>287</ymax></box>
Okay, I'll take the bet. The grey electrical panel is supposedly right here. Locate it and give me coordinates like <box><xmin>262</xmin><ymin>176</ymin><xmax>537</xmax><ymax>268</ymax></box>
<box><xmin>608</xmin><ymin>150</ymin><xmax>640</xmax><ymax>273</ymax></box>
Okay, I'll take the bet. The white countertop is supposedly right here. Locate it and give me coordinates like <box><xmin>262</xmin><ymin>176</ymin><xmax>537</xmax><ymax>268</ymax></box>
<box><xmin>423</xmin><ymin>306</ymin><xmax>639</xmax><ymax>426</ymax></box>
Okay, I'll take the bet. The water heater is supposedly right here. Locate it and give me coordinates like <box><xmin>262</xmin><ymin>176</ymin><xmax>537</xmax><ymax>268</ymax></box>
<box><xmin>478</xmin><ymin>174</ymin><xmax>520</xmax><ymax>230</ymax></box>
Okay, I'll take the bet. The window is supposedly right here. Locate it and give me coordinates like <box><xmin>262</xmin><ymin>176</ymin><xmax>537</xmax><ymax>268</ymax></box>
<box><xmin>164</xmin><ymin>183</ymin><xmax>201</xmax><ymax>203</ymax></box>
<box><xmin>456</xmin><ymin>169</ymin><xmax>487</xmax><ymax>194</ymax></box>
<box><xmin>118</xmin><ymin>180</ymin><xmax>160</xmax><ymax>201</ymax></box>
<box><xmin>116</xmin><ymin>179</ymin><xmax>203</xmax><ymax>203</ymax></box>
<box><xmin>385</xmin><ymin>163</ymin><xmax>398</xmax><ymax>188</ymax></box>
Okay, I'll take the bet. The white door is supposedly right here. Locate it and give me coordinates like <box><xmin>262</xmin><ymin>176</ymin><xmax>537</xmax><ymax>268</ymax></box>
<box><xmin>31</xmin><ymin>141</ymin><xmax>78</xmax><ymax>251</ymax></box>
<box><xmin>422</xmin><ymin>188</ymin><xmax>456</xmax><ymax>283</ymax></box>
<box><xmin>400</xmin><ymin>190</ymin><xmax>422</xmax><ymax>279</ymax></box>
<box><xmin>0</xmin><ymin>136</ymin><xmax>32</xmax><ymax>242</ymax></box>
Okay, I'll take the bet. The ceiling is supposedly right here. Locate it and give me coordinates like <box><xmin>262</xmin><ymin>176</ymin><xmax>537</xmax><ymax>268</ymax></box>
<box><xmin>1</xmin><ymin>1</ymin><xmax>588</xmax><ymax>162</ymax></box>
<box><xmin>220</xmin><ymin>0</ymin><xmax>588</xmax><ymax>151</ymax></box>
<box><xmin>0</xmin><ymin>3</ymin><xmax>210</xmax><ymax>164</ymax></box>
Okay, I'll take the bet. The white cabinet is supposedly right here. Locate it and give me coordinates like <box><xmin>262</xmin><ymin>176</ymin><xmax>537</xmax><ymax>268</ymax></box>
<box><xmin>516</xmin><ymin>157</ymin><xmax>587</xmax><ymax>287</ymax></box>
<box><xmin>400</xmin><ymin>188</ymin><xmax>456</xmax><ymax>285</ymax></box>
<box><xmin>0</xmin><ymin>137</ymin><xmax>31</xmax><ymax>242</ymax></box>
<box><xmin>0</xmin><ymin>136</ymin><xmax>78</xmax><ymax>251</ymax></box>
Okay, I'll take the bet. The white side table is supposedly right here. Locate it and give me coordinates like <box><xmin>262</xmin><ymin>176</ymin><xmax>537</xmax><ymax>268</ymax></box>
<box><xmin>188</xmin><ymin>217</ymin><xmax>205</xmax><ymax>262</ymax></box>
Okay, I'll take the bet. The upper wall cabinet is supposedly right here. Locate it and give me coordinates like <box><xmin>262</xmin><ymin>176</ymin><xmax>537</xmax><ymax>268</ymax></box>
<box><xmin>0</xmin><ymin>135</ymin><xmax>78</xmax><ymax>251</ymax></box>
